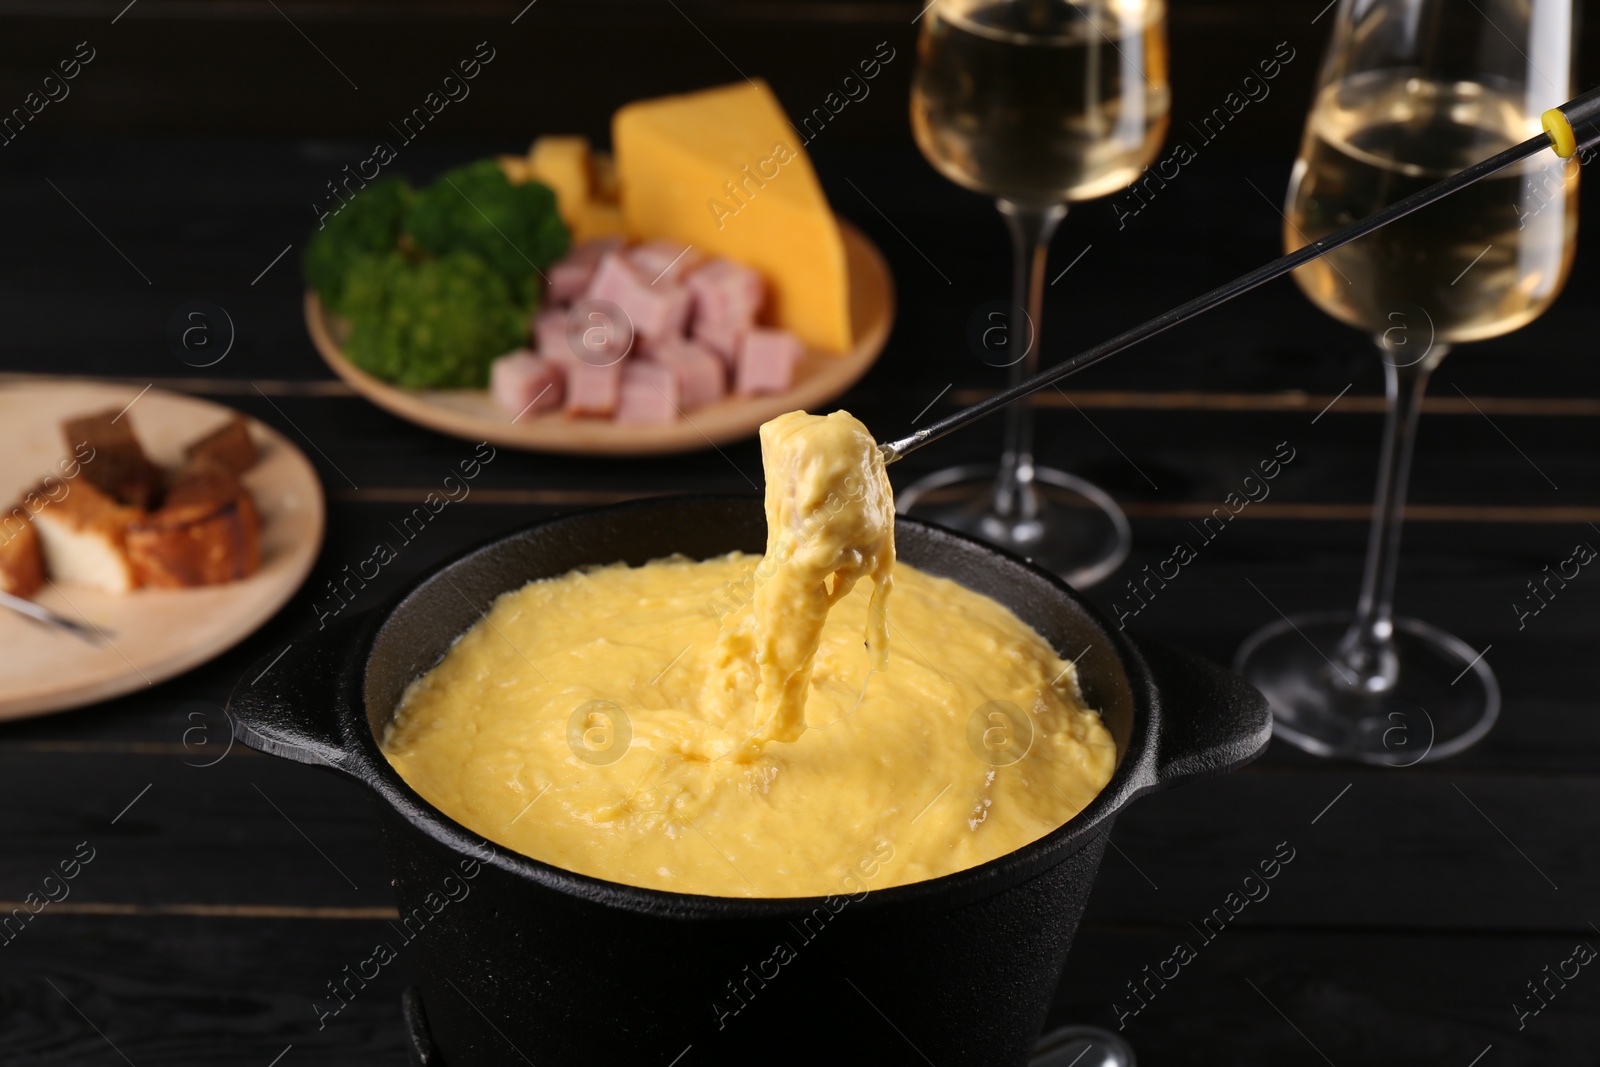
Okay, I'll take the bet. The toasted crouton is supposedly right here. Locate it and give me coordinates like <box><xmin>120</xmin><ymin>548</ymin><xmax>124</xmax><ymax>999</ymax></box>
<box><xmin>183</xmin><ymin>416</ymin><xmax>258</xmax><ymax>477</ymax></box>
<box><xmin>31</xmin><ymin>478</ymin><xmax>141</xmax><ymax>594</ymax></box>
<box><xmin>61</xmin><ymin>407</ymin><xmax>164</xmax><ymax>509</ymax></box>
<box><xmin>125</xmin><ymin>462</ymin><xmax>261</xmax><ymax>588</ymax></box>
<box><xmin>0</xmin><ymin>505</ymin><xmax>45</xmax><ymax>600</ymax></box>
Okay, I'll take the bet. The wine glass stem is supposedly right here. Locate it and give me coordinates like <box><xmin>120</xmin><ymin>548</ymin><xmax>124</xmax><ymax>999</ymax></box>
<box><xmin>1337</xmin><ymin>344</ymin><xmax>1448</xmax><ymax>691</ymax></box>
<box><xmin>994</xmin><ymin>199</ymin><xmax>1068</xmax><ymax>520</ymax></box>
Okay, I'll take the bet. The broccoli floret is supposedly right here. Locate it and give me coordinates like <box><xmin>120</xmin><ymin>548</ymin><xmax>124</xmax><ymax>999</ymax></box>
<box><xmin>303</xmin><ymin>177</ymin><xmax>414</xmax><ymax>312</ymax></box>
<box><xmin>405</xmin><ymin>159</ymin><xmax>569</xmax><ymax>306</ymax></box>
<box><xmin>341</xmin><ymin>250</ymin><xmax>528</xmax><ymax>389</ymax></box>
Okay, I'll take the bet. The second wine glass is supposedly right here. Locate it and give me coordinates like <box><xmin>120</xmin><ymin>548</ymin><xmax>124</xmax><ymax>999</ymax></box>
<box><xmin>1235</xmin><ymin>0</ymin><xmax>1578</xmax><ymax>763</ymax></box>
<box><xmin>902</xmin><ymin>0</ymin><xmax>1170</xmax><ymax>588</ymax></box>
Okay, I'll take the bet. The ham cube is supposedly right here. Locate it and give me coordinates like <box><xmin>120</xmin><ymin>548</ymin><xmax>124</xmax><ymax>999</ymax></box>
<box><xmin>650</xmin><ymin>338</ymin><xmax>726</xmax><ymax>410</ymax></box>
<box><xmin>536</xmin><ymin>306</ymin><xmax>631</xmax><ymax>367</ymax></box>
<box><xmin>582</xmin><ymin>236</ymin><xmax>627</xmax><ymax>258</ymax></box>
<box><xmin>491</xmin><ymin>351</ymin><xmax>565</xmax><ymax>420</ymax></box>
<box><xmin>533</xmin><ymin>309</ymin><xmax>575</xmax><ymax>364</ymax></box>
<box><xmin>585</xmin><ymin>253</ymin><xmax>691</xmax><ymax>346</ymax></box>
<box><xmin>693</xmin><ymin>317</ymin><xmax>745</xmax><ymax>366</ymax></box>
<box><xmin>628</xmin><ymin>240</ymin><xmax>700</xmax><ymax>285</ymax></box>
<box><xmin>615</xmin><ymin>362</ymin><xmax>680</xmax><ymax>425</ymax></box>
<box><xmin>688</xmin><ymin>258</ymin><xmax>764</xmax><ymax>362</ymax></box>
<box><xmin>565</xmin><ymin>361</ymin><xmax>622</xmax><ymax>416</ymax></box>
<box><xmin>736</xmin><ymin>329</ymin><xmax>803</xmax><ymax>396</ymax></box>
<box><xmin>546</xmin><ymin>238</ymin><xmax>628</xmax><ymax>305</ymax></box>
<box><xmin>688</xmin><ymin>258</ymin><xmax>763</xmax><ymax>318</ymax></box>
<box><xmin>547</xmin><ymin>258</ymin><xmax>597</xmax><ymax>307</ymax></box>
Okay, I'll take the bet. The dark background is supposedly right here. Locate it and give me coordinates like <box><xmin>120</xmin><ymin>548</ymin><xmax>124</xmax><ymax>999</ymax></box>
<box><xmin>1</xmin><ymin>1</ymin><xmax>1598</xmax><ymax>1064</ymax></box>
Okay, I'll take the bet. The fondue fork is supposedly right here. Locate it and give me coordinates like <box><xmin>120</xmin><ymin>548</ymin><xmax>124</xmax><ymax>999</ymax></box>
<box><xmin>0</xmin><ymin>589</ymin><xmax>106</xmax><ymax>646</ymax></box>
<box><xmin>878</xmin><ymin>87</ymin><xmax>1600</xmax><ymax>464</ymax></box>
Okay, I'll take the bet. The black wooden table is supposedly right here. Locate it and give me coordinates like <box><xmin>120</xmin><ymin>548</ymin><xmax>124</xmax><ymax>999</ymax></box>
<box><xmin>2</xmin><ymin>11</ymin><xmax>1598</xmax><ymax>1064</ymax></box>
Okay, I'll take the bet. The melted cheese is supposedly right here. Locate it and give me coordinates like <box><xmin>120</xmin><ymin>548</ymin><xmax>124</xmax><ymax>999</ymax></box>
<box><xmin>751</xmin><ymin>411</ymin><xmax>893</xmax><ymax>743</ymax></box>
<box><xmin>381</xmin><ymin>410</ymin><xmax>1115</xmax><ymax>898</ymax></box>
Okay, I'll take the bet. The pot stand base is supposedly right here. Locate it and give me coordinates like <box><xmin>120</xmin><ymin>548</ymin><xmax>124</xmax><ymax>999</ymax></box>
<box><xmin>401</xmin><ymin>988</ymin><xmax>1134</xmax><ymax>1066</ymax></box>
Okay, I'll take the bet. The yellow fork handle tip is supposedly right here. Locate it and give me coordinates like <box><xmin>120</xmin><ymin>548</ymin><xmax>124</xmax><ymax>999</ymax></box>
<box><xmin>1543</xmin><ymin>108</ymin><xmax>1578</xmax><ymax>158</ymax></box>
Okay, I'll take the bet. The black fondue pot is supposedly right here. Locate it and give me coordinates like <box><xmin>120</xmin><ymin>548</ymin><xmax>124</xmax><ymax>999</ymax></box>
<box><xmin>230</xmin><ymin>495</ymin><xmax>1270</xmax><ymax>1066</ymax></box>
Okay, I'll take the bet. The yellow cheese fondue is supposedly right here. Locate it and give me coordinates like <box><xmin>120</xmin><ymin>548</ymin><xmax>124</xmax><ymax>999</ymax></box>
<box><xmin>382</xmin><ymin>411</ymin><xmax>1115</xmax><ymax>898</ymax></box>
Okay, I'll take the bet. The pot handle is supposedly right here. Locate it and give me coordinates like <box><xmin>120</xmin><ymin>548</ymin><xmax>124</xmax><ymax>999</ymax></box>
<box><xmin>1130</xmin><ymin>635</ymin><xmax>1273</xmax><ymax>789</ymax></box>
<box><xmin>227</xmin><ymin>614</ymin><xmax>367</xmax><ymax>774</ymax></box>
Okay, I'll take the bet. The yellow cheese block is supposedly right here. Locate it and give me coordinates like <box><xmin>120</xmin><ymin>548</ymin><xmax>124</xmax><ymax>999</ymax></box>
<box><xmin>527</xmin><ymin>135</ymin><xmax>592</xmax><ymax>230</ymax></box>
<box><xmin>592</xmin><ymin>152</ymin><xmax>620</xmax><ymax>202</ymax></box>
<box><xmin>614</xmin><ymin>80</ymin><xmax>852</xmax><ymax>353</ymax></box>
<box><xmin>496</xmin><ymin>154</ymin><xmax>532</xmax><ymax>184</ymax></box>
<box><xmin>575</xmin><ymin>202</ymin><xmax>627</xmax><ymax>242</ymax></box>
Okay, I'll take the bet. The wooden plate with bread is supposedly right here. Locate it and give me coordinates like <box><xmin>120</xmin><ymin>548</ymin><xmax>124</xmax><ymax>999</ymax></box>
<box><xmin>0</xmin><ymin>380</ymin><xmax>325</xmax><ymax>720</ymax></box>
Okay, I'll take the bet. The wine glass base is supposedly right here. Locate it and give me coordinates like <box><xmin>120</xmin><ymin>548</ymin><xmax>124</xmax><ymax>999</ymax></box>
<box><xmin>1032</xmin><ymin>1025</ymin><xmax>1136</xmax><ymax>1066</ymax></box>
<box><xmin>896</xmin><ymin>463</ymin><xmax>1131</xmax><ymax>589</ymax></box>
<box><xmin>1234</xmin><ymin>611</ymin><xmax>1500</xmax><ymax>765</ymax></box>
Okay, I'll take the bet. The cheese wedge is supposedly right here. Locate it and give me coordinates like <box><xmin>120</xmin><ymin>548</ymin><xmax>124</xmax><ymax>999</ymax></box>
<box><xmin>613</xmin><ymin>81</ymin><xmax>852</xmax><ymax>353</ymax></box>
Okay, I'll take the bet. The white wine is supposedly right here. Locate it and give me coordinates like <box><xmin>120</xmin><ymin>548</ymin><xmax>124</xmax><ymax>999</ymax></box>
<box><xmin>1286</xmin><ymin>70</ymin><xmax>1577</xmax><ymax>346</ymax></box>
<box><xmin>911</xmin><ymin>0</ymin><xmax>1170</xmax><ymax>204</ymax></box>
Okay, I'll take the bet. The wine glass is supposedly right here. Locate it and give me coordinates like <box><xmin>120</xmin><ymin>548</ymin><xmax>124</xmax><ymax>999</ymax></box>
<box><xmin>1235</xmin><ymin>0</ymin><xmax>1578</xmax><ymax>763</ymax></box>
<box><xmin>900</xmin><ymin>0</ymin><xmax>1170</xmax><ymax>588</ymax></box>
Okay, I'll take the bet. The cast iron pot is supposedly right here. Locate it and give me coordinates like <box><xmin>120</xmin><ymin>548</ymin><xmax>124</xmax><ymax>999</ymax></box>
<box><xmin>230</xmin><ymin>495</ymin><xmax>1271</xmax><ymax>1067</ymax></box>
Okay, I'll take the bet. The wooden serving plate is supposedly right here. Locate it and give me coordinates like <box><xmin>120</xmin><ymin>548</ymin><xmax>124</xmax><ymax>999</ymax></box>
<box><xmin>0</xmin><ymin>380</ymin><xmax>325</xmax><ymax>720</ymax></box>
<box><xmin>305</xmin><ymin>219</ymin><xmax>894</xmax><ymax>455</ymax></box>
